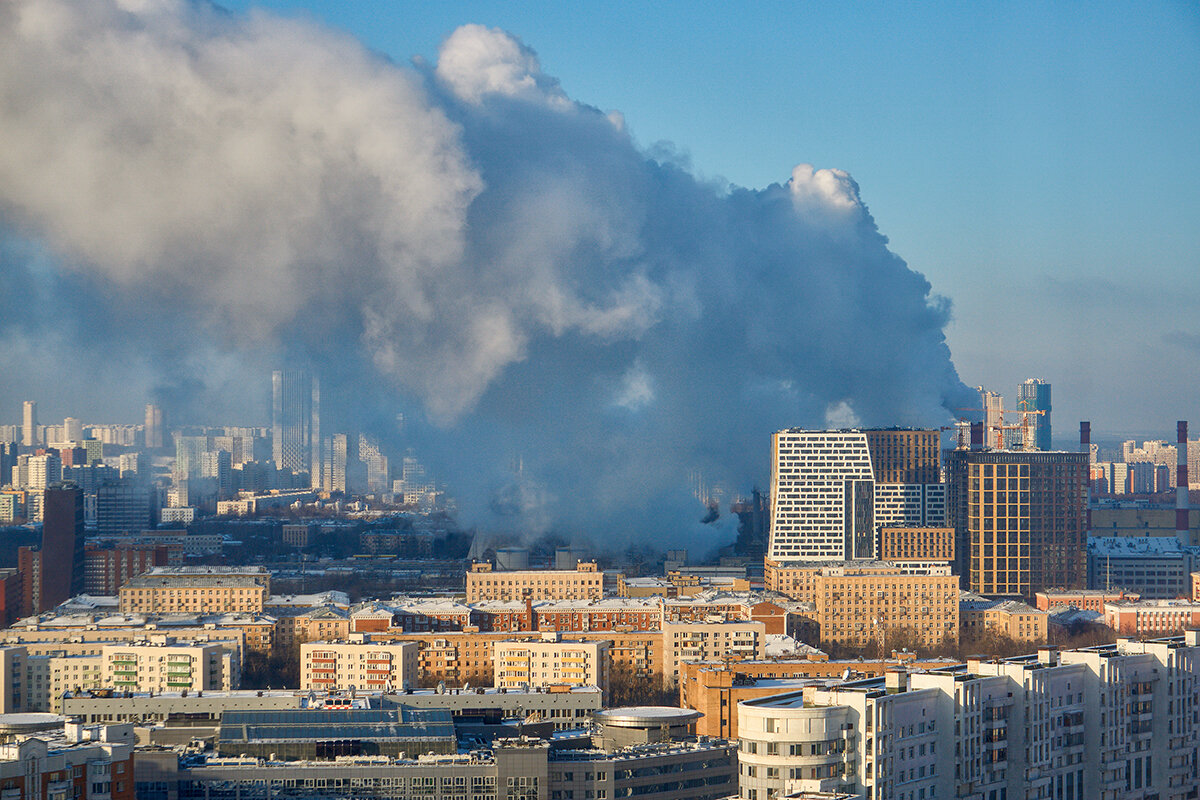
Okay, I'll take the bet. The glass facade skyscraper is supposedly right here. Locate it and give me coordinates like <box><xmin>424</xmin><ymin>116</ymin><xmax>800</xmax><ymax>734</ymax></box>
<box><xmin>271</xmin><ymin>369</ymin><xmax>320</xmax><ymax>486</ymax></box>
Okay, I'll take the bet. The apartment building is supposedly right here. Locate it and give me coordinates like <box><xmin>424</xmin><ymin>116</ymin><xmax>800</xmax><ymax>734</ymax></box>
<box><xmin>662</xmin><ymin>620</ymin><xmax>765</xmax><ymax>686</ymax></box>
<box><xmin>118</xmin><ymin>566</ymin><xmax>270</xmax><ymax>614</ymax></box>
<box><xmin>380</xmin><ymin>628</ymin><xmax>664</xmax><ymax>687</ymax></box>
<box><xmin>678</xmin><ymin>655</ymin><xmax>959</xmax><ymax>739</ymax></box>
<box><xmin>102</xmin><ymin>640</ymin><xmax>230</xmax><ymax>695</ymax></box>
<box><xmin>946</xmin><ymin>449</ymin><xmax>1088</xmax><ymax>596</ymax></box>
<box><xmin>768</xmin><ymin>561</ymin><xmax>958</xmax><ymax>649</ymax></box>
<box><xmin>300</xmin><ymin>639</ymin><xmax>418</xmax><ymax>691</ymax></box>
<box><xmin>0</xmin><ymin>724</ymin><xmax>135</xmax><ymax>800</ymax></box>
<box><xmin>736</xmin><ymin>634</ymin><xmax>1200</xmax><ymax>800</ymax></box>
<box><xmin>959</xmin><ymin>594</ymin><xmax>1049</xmax><ymax>643</ymax></box>
<box><xmin>0</xmin><ymin>637</ymin><xmax>235</xmax><ymax>713</ymax></box>
<box><xmin>493</xmin><ymin>634</ymin><xmax>609</xmax><ymax>693</ymax></box>
<box><xmin>465</xmin><ymin>560</ymin><xmax>603</xmax><ymax>603</ymax></box>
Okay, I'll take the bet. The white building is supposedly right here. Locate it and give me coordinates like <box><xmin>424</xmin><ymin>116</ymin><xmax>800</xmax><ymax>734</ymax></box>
<box><xmin>300</xmin><ymin>639</ymin><xmax>418</xmax><ymax>692</ymax></box>
<box><xmin>768</xmin><ymin>430</ymin><xmax>876</xmax><ymax>561</ymax></box>
<box><xmin>737</xmin><ymin>633</ymin><xmax>1200</xmax><ymax>800</ymax></box>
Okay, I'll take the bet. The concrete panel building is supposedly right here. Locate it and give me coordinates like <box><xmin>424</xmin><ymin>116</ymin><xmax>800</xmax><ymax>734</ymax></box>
<box><xmin>300</xmin><ymin>639</ymin><xmax>418</xmax><ymax>691</ymax></box>
<box><xmin>662</xmin><ymin>620</ymin><xmax>765</xmax><ymax>686</ymax></box>
<box><xmin>494</xmin><ymin>634</ymin><xmax>608</xmax><ymax>693</ymax></box>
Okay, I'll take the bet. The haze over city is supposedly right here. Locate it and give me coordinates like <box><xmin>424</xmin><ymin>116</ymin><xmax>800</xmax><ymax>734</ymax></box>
<box><xmin>1</xmin><ymin>0</ymin><xmax>1197</xmax><ymax>539</ymax></box>
<box><xmin>7</xmin><ymin>6</ymin><xmax>1200</xmax><ymax>799</ymax></box>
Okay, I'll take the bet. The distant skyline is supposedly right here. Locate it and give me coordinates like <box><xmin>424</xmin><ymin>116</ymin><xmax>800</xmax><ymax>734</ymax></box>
<box><xmin>1</xmin><ymin>1</ymin><xmax>1198</xmax><ymax>448</ymax></box>
<box><xmin>208</xmin><ymin>0</ymin><xmax>1200</xmax><ymax>437</ymax></box>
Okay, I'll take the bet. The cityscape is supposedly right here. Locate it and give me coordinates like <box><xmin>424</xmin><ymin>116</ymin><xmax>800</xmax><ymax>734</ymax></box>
<box><xmin>2</xmin><ymin>376</ymin><xmax>1200</xmax><ymax>800</ymax></box>
<box><xmin>1</xmin><ymin>3</ymin><xmax>1198</xmax><ymax>800</ymax></box>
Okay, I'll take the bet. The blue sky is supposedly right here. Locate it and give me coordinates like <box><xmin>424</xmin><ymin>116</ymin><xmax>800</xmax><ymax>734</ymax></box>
<box><xmin>219</xmin><ymin>0</ymin><xmax>1200</xmax><ymax>438</ymax></box>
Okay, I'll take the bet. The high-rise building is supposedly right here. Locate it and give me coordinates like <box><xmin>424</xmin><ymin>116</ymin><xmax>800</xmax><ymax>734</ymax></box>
<box><xmin>28</xmin><ymin>485</ymin><xmax>85</xmax><ymax>613</ymax></box>
<box><xmin>95</xmin><ymin>481</ymin><xmax>155</xmax><ymax>535</ymax></box>
<box><xmin>767</xmin><ymin>428</ymin><xmax>945</xmax><ymax>562</ymax></box>
<box><xmin>174</xmin><ymin>435</ymin><xmax>208</xmax><ymax>483</ymax></box>
<box><xmin>271</xmin><ymin>369</ymin><xmax>320</xmax><ymax>486</ymax></box>
<box><xmin>978</xmin><ymin>387</ymin><xmax>1005</xmax><ymax>448</ymax></box>
<box><xmin>862</xmin><ymin>428</ymin><xmax>940</xmax><ymax>483</ymax></box>
<box><xmin>25</xmin><ymin>453</ymin><xmax>62</xmax><ymax>489</ymax></box>
<box><xmin>62</xmin><ymin>417</ymin><xmax>83</xmax><ymax>443</ymax></box>
<box><xmin>946</xmin><ymin>449</ymin><xmax>1088</xmax><ymax>597</ymax></box>
<box><xmin>322</xmin><ymin>432</ymin><xmax>349</xmax><ymax>493</ymax></box>
<box><xmin>767</xmin><ymin>429</ymin><xmax>876</xmax><ymax>561</ymax></box>
<box><xmin>1017</xmin><ymin>378</ymin><xmax>1052</xmax><ymax>450</ymax></box>
<box><xmin>21</xmin><ymin>401</ymin><xmax>37</xmax><ymax>448</ymax></box>
<box><xmin>0</xmin><ymin>442</ymin><xmax>14</xmax><ymax>487</ymax></box>
<box><xmin>358</xmin><ymin>433</ymin><xmax>390</xmax><ymax>492</ymax></box>
<box><xmin>144</xmin><ymin>403</ymin><xmax>164</xmax><ymax>449</ymax></box>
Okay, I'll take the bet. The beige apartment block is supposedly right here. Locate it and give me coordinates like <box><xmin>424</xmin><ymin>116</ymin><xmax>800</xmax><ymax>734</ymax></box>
<box><xmin>766</xmin><ymin>561</ymin><xmax>958</xmax><ymax>650</ymax></box>
<box><xmin>103</xmin><ymin>640</ymin><xmax>231</xmax><ymax>695</ymax></box>
<box><xmin>300</xmin><ymin>639</ymin><xmax>419</xmax><ymax>692</ymax></box>
<box><xmin>662</xmin><ymin>620</ymin><xmax>765</xmax><ymax>686</ymax></box>
<box><xmin>959</xmin><ymin>595</ymin><xmax>1048</xmax><ymax>643</ymax></box>
<box><xmin>493</xmin><ymin>634</ymin><xmax>609</xmax><ymax>694</ymax></box>
<box><xmin>119</xmin><ymin>567</ymin><xmax>270</xmax><ymax>614</ymax></box>
<box><xmin>466</xmin><ymin>561</ymin><xmax>603</xmax><ymax>603</ymax></box>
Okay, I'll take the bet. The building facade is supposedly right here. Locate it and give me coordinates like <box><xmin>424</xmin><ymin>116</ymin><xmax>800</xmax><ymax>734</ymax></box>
<box><xmin>947</xmin><ymin>449</ymin><xmax>1088</xmax><ymax>597</ymax></box>
<box><xmin>493</xmin><ymin>635</ymin><xmax>608</xmax><ymax>693</ymax></box>
<box><xmin>300</xmin><ymin>640</ymin><xmax>418</xmax><ymax>691</ymax></box>
<box><xmin>466</xmin><ymin>561</ymin><xmax>603</xmax><ymax>603</ymax></box>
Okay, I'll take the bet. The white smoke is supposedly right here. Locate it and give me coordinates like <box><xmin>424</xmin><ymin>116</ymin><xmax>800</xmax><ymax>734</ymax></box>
<box><xmin>0</xmin><ymin>0</ymin><xmax>973</xmax><ymax>548</ymax></box>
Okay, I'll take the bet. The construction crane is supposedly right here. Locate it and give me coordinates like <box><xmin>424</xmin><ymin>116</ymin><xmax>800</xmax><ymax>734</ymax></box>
<box><xmin>954</xmin><ymin>402</ymin><xmax>1047</xmax><ymax>450</ymax></box>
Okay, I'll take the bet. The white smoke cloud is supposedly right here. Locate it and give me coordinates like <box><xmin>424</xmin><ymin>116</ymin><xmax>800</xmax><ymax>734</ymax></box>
<box><xmin>0</xmin><ymin>0</ymin><xmax>973</xmax><ymax>547</ymax></box>
<box><xmin>824</xmin><ymin>400</ymin><xmax>861</xmax><ymax>429</ymax></box>
<box><xmin>435</xmin><ymin>24</ymin><xmax>568</xmax><ymax>108</ymax></box>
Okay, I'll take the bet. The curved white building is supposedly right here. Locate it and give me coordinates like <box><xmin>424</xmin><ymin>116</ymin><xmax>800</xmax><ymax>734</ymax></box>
<box><xmin>737</xmin><ymin>690</ymin><xmax>856</xmax><ymax>799</ymax></box>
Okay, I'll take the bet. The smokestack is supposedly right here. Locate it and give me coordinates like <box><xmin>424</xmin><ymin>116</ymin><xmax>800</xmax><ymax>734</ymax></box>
<box><xmin>1081</xmin><ymin>421</ymin><xmax>1091</xmax><ymax>532</ymax></box>
<box><xmin>970</xmin><ymin>422</ymin><xmax>984</xmax><ymax>451</ymax></box>
<box><xmin>1178</xmin><ymin>421</ymin><xmax>1189</xmax><ymax>542</ymax></box>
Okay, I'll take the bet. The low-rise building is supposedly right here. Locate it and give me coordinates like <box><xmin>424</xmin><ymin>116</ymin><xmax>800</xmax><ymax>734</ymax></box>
<box><xmin>662</xmin><ymin>620</ymin><xmax>765</xmax><ymax>687</ymax></box>
<box><xmin>300</xmin><ymin>639</ymin><xmax>418</xmax><ymax>691</ymax></box>
<box><xmin>1035</xmin><ymin>588</ymin><xmax>1141</xmax><ymax>612</ymax></box>
<box><xmin>118</xmin><ymin>566</ymin><xmax>270</xmax><ymax>614</ymax></box>
<box><xmin>1104</xmin><ymin>598</ymin><xmax>1200</xmax><ymax>636</ymax></box>
<box><xmin>136</xmin><ymin>714</ymin><xmax>737</xmax><ymax>800</ymax></box>
<box><xmin>63</xmin><ymin>685</ymin><xmax>603</xmax><ymax>732</ymax></box>
<box><xmin>1087</xmin><ymin>535</ymin><xmax>1197</xmax><ymax>598</ymax></box>
<box><xmin>0</xmin><ymin>722</ymin><xmax>135</xmax><ymax>800</ymax></box>
<box><xmin>466</xmin><ymin>560</ymin><xmax>603</xmax><ymax>603</ymax></box>
<box><xmin>494</xmin><ymin>634</ymin><xmax>609</xmax><ymax>694</ymax></box>
<box><xmin>959</xmin><ymin>593</ymin><xmax>1049</xmax><ymax>643</ymax></box>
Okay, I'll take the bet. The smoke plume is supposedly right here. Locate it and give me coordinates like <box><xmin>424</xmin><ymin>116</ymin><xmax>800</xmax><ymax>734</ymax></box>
<box><xmin>0</xmin><ymin>1</ymin><xmax>973</xmax><ymax>551</ymax></box>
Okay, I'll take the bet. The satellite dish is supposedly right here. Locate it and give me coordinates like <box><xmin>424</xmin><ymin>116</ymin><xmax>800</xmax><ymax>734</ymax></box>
<box><xmin>436</xmin><ymin>681</ymin><xmax>446</xmax><ymax>695</ymax></box>
<box><xmin>463</xmin><ymin>682</ymin><xmax>471</xmax><ymax>691</ymax></box>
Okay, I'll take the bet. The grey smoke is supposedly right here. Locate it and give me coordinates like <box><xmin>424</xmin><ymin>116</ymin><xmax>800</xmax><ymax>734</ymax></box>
<box><xmin>0</xmin><ymin>2</ymin><xmax>973</xmax><ymax>551</ymax></box>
